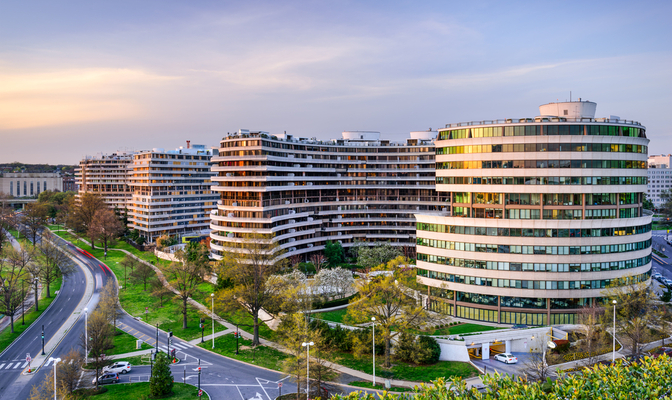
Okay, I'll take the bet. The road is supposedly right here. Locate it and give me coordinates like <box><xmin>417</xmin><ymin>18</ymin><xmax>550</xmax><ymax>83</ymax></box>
<box><xmin>0</xmin><ymin>234</ymin><xmax>98</xmax><ymax>400</ymax></box>
<box><xmin>6</xmin><ymin>234</ymin><xmax>373</xmax><ymax>400</ymax></box>
<box><xmin>651</xmin><ymin>230</ymin><xmax>672</xmax><ymax>287</ymax></box>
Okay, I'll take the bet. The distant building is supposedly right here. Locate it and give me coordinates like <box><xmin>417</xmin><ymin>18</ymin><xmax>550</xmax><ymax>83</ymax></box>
<box><xmin>76</xmin><ymin>151</ymin><xmax>135</xmax><ymax>211</ymax></box>
<box><xmin>62</xmin><ymin>173</ymin><xmax>78</xmax><ymax>193</ymax></box>
<box><xmin>127</xmin><ymin>144</ymin><xmax>218</xmax><ymax>243</ymax></box>
<box><xmin>0</xmin><ymin>173</ymin><xmax>62</xmax><ymax>198</ymax></box>
<box><xmin>647</xmin><ymin>154</ymin><xmax>672</xmax><ymax>207</ymax></box>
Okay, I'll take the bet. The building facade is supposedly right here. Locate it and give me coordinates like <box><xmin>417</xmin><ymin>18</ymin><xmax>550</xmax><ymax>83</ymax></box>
<box><xmin>209</xmin><ymin>130</ymin><xmax>449</xmax><ymax>260</ymax></box>
<box><xmin>416</xmin><ymin>101</ymin><xmax>651</xmax><ymax>325</ymax></box>
<box><xmin>127</xmin><ymin>145</ymin><xmax>218</xmax><ymax>243</ymax></box>
<box><xmin>647</xmin><ymin>154</ymin><xmax>672</xmax><ymax>208</ymax></box>
<box><xmin>76</xmin><ymin>152</ymin><xmax>134</xmax><ymax>211</ymax></box>
<box><xmin>0</xmin><ymin>173</ymin><xmax>63</xmax><ymax>198</ymax></box>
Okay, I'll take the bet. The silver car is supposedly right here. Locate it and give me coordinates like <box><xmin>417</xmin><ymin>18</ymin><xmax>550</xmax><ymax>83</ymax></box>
<box><xmin>103</xmin><ymin>361</ymin><xmax>132</xmax><ymax>374</ymax></box>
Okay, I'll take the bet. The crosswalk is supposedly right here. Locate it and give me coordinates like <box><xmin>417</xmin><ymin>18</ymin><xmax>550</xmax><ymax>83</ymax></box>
<box><xmin>44</xmin><ymin>358</ymin><xmax>76</xmax><ymax>367</ymax></box>
<box><xmin>0</xmin><ymin>361</ymin><xmax>30</xmax><ymax>370</ymax></box>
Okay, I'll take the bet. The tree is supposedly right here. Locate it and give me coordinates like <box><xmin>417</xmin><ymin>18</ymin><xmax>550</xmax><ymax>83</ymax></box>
<box><xmin>119</xmin><ymin>254</ymin><xmax>139</xmax><ymax>290</ymax></box>
<box><xmin>395</xmin><ymin>333</ymin><xmax>441</xmax><ymax>365</ymax></box>
<box><xmin>0</xmin><ymin>246</ymin><xmax>33</xmax><ymax>332</ymax></box>
<box><xmin>602</xmin><ymin>280</ymin><xmax>663</xmax><ymax>355</ymax></box>
<box><xmin>576</xmin><ymin>303</ymin><xmax>608</xmax><ymax>366</ymax></box>
<box><xmin>522</xmin><ymin>351</ymin><xmax>553</xmax><ymax>383</ymax></box>
<box><xmin>99</xmin><ymin>280</ymin><xmax>123</xmax><ymax>329</ymax></box>
<box><xmin>28</xmin><ymin>372</ymin><xmax>68</xmax><ymax>400</ymax></box>
<box><xmin>356</xmin><ymin>242</ymin><xmax>403</xmax><ymax>270</ymax></box>
<box><xmin>57</xmin><ymin>348</ymin><xmax>84</xmax><ymax>395</ymax></box>
<box><xmin>215</xmin><ymin>232</ymin><xmax>288</xmax><ymax>345</ymax></box>
<box><xmin>309</xmin><ymin>253</ymin><xmax>327</xmax><ymax>273</ymax></box>
<box><xmin>166</xmin><ymin>248</ymin><xmax>208</xmax><ymax>329</ymax></box>
<box><xmin>21</xmin><ymin>203</ymin><xmax>49</xmax><ymax>246</ymax></box>
<box><xmin>324</xmin><ymin>241</ymin><xmax>345</xmax><ymax>266</ymax></box>
<box><xmin>150</xmin><ymin>351</ymin><xmax>173</xmax><ymax>397</ymax></box>
<box><xmin>313</xmin><ymin>267</ymin><xmax>354</xmax><ymax>300</ymax></box>
<box><xmin>345</xmin><ymin>256</ymin><xmax>428</xmax><ymax>367</ymax></box>
<box><xmin>642</xmin><ymin>193</ymin><xmax>654</xmax><ymax>211</ymax></box>
<box><xmin>82</xmin><ymin>309</ymin><xmax>113</xmax><ymax>390</ymax></box>
<box><xmin>151</xmin><ymin>278</ymin><xmax>172</xmax><ymax>307</ymax></box>
<box><xmin>88</xmin><ymin>208</ymin><xmax>123</xmax><ymax>255</ymax></box>
<box><xmin>130</xmin><ymin>261</ymin><xmax>155</xmax><ymax>291</ymax></box>
<box><xmin>37</xmin><ymin>233</ymin><xmax>72</xmax><ymax>298</ymax></box>
<box><xmin>659</xmin><ymin>188</ymin><xmax>672</xmax><ymax>220</ymax></box>
<box><xmin>69</xmin><ymin>193</ymin><xmax>106</xmax><ymax>247</ymax></box>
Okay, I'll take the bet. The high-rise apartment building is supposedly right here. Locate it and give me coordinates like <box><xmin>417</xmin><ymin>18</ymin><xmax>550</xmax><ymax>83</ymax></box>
<box><xmin>127</xmin><ymin>145</ymin><xmax>218</xmax><ymax>243</ymax></box>
<box><xmin>76</xmin><ymin>152</ymin><xmax>134</xmax><ymax>211</ymax></box>
<box><xmin>416</xmin><ymin>101</ymin><xmax>651</xmax><ymax>325</ymax></box>
<box><xmin>647</xmin><ymin>154</ymin><xmax>672</xmax><ymax>208</ymax></box>
<box><xmin>209</xmin><ymin>130</ymin><xmax>449</xmax><ymax>260</ymax></box>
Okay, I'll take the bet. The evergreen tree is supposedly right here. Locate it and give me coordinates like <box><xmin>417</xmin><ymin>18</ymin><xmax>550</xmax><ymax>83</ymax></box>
<box><xmin>150</xmin><ymin>352</ymin><xmax>173</xmax><ymax>397</ymax></box>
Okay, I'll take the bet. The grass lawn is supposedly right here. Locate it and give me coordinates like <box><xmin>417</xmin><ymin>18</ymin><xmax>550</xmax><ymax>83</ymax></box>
<box><xmin>348</xmin><ymin>381</ymin><xmax>417</xmax><ymax>393</ymax></box>
<box><xmin>312</xmin><ymin>309</ymin><xmax>348</xmax><ymax>324</ymax></box>
<box><xmin>105</xmin><ymin>328</ymin><xmax>153</xmax><ymax>356</ymax></box>
<box><xmin>76</xmin><ymin>382</ymin><xmax>207</xmax><ymax>399</ymax></box>
<box><xmin>197</xmin><ymin>332</ymin><xmax>289</xmax><ymax>371</ymax></box>
<box><xmin>0</xmin><ymin>275</ymin><xmax>63</xmax><ymax>352</ymax></box>
<box><xmin>329</xmin><ymin>350</ymin><xmax>478</xmax><ymax>382</ymax></box>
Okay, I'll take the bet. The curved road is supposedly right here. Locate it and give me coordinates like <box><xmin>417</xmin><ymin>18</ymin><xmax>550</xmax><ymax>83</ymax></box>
<box><xmin>6</xmin><ymin>235</ymin><xmax>373</xmax><ymax>399</ymax></box>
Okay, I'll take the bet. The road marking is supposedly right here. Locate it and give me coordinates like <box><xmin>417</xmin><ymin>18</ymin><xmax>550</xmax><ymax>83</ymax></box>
<box><xmin>0</xmin><ymin>364</ymin><xmax>4</xmax><ymax>370</ymax></box>
<box><xmin>5</xmin><ymin>363</ymin><xmax>13</xmax><ymax>369</ymax></box>
<box><xmin>236</xmin><ymin>385</ymin><xmax>245</xmax><ymax>399</ymax></box>
<box><xmin>13</xmin><ymin>363</ymin><xmax>21</xmax><ymax>369</ymax></box>
<box><xmin>44</xmin><ymin>359</ymin><xmax>52</xmax><ymax>367</ymax></box>
<box><xmin>21</xmin><ymin>361</ymin><xmax>28</xmax><ymax>368</ymax></box>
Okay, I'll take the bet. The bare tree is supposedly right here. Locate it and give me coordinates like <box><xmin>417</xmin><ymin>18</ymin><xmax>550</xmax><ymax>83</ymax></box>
<box><xmin>151</xmin><ymin>278</ymin><xmax>172</xmax><ymax>307</ymax></box>
<box><xmin>0</xmin><ymin>246</ymin><xmax>32</xmax><ymax>333</ymax></box>
<box><xmin>21</xmin><ymin>203</ymin><xmax>49</xmax><ymax>246</ymax></box>
<box><xmin>130</xmin><ymin>262</ymin><xmax>155</xmax><ymax>291</ymax></box>
<box><xmin>99</xmin><ymin>280</ymin><xmax>123</xmax><ymax>329</ymax></box>
<box><xmin>216</xmin><ymin>232</ymin><xmax>288</xmax><ymax>345</ymax></box>
<box><xmin>309</xmin><ymin>253</ymin><xmax>327</xmax><ymax>273</ymax></box>
<box><xmin>289</xmin><ymin>254</ymin><xmax>302</xmax><ymax>270</ymax></box>
<box><xmin>87</xmin><ymin>208</ymin><xmax>123</xmax><ymax>255</ymax></box>
<box><xmin>82</xmin><ymin>309</ymin><xmax>113</xmax><ymax>390</ymax></box>
<box><xmin>69</xmin><ymin>193</ymin><xmax>106</xmax><ymax>248</ymax></box>
<box><xmin>522</xmin><ymin>351</ymin><xmax>553</xmax><ymax>382</ymax></box>
<box><xmin>166</xmin><ymin>249</ymin><xmax>207</xmax><ymax>329</ymax></box>
<box><xmin>28</xmin><ymin>372</ymin><xmax>66</xmax><ymax>400</ymax></box>
<box><xmin>576</xmin><ymin>303</ymin><xmax>608</xmax><ymax>366</ymax></box>
<box><xmin>37</xmin><ymin>235</ymin><xmax>72</xmax><ymax>298</ymax></box>
<box><xmin>119</xmin><ymin>254</ymin><xmax>139</xmax><ymax>290</ymax></box>
<box><xmin>58</xmin><ymin>348</ymin><xmax>84</xmax><ymax>395</ymax></box>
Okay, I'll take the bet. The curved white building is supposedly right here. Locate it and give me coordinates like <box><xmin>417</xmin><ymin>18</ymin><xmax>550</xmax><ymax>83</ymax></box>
<box><xmin>416</xmin><ymin>101</ymin><xmax>652</xmax><ymax>325</ymax></box>
<box><xmin>210</xmin><ymin>130</ymin><xmax>448</xmax><ymax>260</ymax></box>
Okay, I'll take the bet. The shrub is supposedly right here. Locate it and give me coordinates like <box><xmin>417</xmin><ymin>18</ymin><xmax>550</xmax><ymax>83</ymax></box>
<box><xmin>415</xmin><ymin>336</ymin><xmax>441</xmax><ymax>364</ymax></box>
<box><xmin>395</xmin><ymin>332</ymin><xmax>416</xmax><ymax>363</ymax></box>
<box><xmin>553</xmin><ymin>339</ymin><xmax>571</xmax><ymax>353</ymax></box>
<box><xmin>150</xmin><ymin>352</ymin><xmax>173</xmax><ymax>397</ymax></box>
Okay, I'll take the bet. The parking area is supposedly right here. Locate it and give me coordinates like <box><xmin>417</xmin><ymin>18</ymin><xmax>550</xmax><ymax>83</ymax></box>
<box><xmin>472</xmin><ymin>352</ymin><xmax>535</xmax><ymax>377</ymax></box>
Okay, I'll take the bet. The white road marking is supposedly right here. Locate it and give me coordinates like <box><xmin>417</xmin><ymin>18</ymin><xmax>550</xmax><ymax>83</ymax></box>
<box><xmin>13</xmin><ymin>363</ymin><xmax>21</xmax><ymax>369</ymax></box>
<box><xmin>21</xmin><ymin>361</ymin><xmax>28</xmax><ymax>368</ymax></box>
<box><xmin>0</xmin><ymin>364</ymin><xmax>4</xmax><ymax>370</ymax></box>
<box><xmin>5</xmin><ymin>363</ymin><xmax>13</xmax><ymax>369</ymax></box>
<box><xmin>44</xmin><ymin>359</ymin><xmax>52</xmax><ymax>367</ymax></box>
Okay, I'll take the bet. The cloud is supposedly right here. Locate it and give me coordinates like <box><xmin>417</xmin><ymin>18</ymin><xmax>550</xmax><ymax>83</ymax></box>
<box><xmin>0</xmin><ymin>68</ymin><xmax>179</xmax><ymax>129</ymax></box>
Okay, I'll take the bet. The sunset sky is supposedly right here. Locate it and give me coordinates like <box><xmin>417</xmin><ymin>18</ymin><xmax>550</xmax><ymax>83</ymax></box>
<box><xmin>1</xmin><ymin>0</ymin><xmax>671</xmax><ymax>164</ymax></box>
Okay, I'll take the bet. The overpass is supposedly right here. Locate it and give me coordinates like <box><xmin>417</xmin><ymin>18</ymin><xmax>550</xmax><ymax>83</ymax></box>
<box><xmin>0</xmin><ymin>198</ymin><xmax>37</xmax><ymax>209</ymax></box>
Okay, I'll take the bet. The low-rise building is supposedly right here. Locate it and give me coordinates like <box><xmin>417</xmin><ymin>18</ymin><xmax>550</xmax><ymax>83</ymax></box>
<box><xmin>0</xmin><ymin>173</ymin><xmax>63</xmax><ymax>198</ymax></box>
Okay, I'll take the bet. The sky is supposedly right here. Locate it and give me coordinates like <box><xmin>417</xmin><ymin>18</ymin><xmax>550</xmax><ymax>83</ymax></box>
<box><xmin>1</xmin><ymin>0</ymin><xmax>671</xmax><ymax>164</ymax></box>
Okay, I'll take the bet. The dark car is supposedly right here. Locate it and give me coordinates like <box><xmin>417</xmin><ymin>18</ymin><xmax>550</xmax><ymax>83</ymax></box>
<box><xmin>92</xmin><ymin>372</ymin><xmax>120</xmax><ymax>385</ymax></box>
<box><xmin>650</xmin><ymin>347</ymin><xmax>672</xmax><ymax>358</ymax></box>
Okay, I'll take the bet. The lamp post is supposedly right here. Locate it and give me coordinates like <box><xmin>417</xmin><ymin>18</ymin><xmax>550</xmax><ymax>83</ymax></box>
<box><xmin>211</xmin><ymin>293</ymin><xmax>215</xmax><ymax>349</ymax></box>
<box><xmin>371</xmin><ymin>317</ymin><xmax>376</xmax><ymax>386</ymax></box>
<box><xmin>21</xmin><ymin>279</ymin><xmax>25</xmax><ymax>325</ymax></box>
<box><xmin>84</xmin><ymin>308</ymin><xmax>88</xmax><ymax>363</ymax></box>
<box><xmin>302</xmin><ymin>341</ymin><xmax>314</xmax><ymax>399</ymax></box>
<box><xmin>49</xmin><ymin>357</ymin><xmax>61</xmax><ymax>400</ymax></box>
<box><xmin>612</xmin><ymin>300</ymin><xmax>617</xmax><ymax>363</ymax></box>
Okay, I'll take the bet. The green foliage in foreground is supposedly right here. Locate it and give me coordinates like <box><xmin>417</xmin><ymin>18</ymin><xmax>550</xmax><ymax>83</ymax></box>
<box><xmin>332</xmin><ymin>355</ymin><xmax>672</xmax><ymax>399</ymax></box>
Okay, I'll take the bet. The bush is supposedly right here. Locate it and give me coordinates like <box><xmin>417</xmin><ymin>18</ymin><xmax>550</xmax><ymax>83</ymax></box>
<box><xmin>313</xmin><ymin>294</ymin><xmax>357</xmax><ymax>310</ymax></box>
<box><xmin>394</xmin><ymin>334</ymin><xmax>441</xmax><ymax>365</ymax></box>
<box><xmin>553</xmin><ymin>339</ymin><xmax>571</xmax><ymax>353</ymax></box>
<box><xmin>298</xmin><ymin>262</ymin><xmax>316</xmax><ymax>275</ymax></box>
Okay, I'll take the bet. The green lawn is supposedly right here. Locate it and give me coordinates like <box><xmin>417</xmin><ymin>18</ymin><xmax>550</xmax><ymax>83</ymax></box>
<box><xmin>197</xmin><ymin>333</ymin><xmax>289</xmax><ymax>371</ymax></box>
<box><xmin>50</xmin><ymin>230</ymin><xmax>226</xmax><ymax>341</ymax></box>
<box><xmin>329</xmin><ymin>350</ymin><xmax>478</xmax><ymax>382</ymax></box>
<box><xmin>312</xmin><ymin>309</ymin><xmax>348</xmax><ymax>324</ymax></box>
<box><xmin>0</xmin><ymin>276</ymin><xmax>63</xmax><ymax>352</ymax></box>
<box><xmin>104</xmin><ymin>328</ymin><xmax>153</xmax><ymax>356</ymax></box>
<box><xmin>75</xmin><ymin>382</ymin><xmax>208</xmax><ymax>399</ymax></box>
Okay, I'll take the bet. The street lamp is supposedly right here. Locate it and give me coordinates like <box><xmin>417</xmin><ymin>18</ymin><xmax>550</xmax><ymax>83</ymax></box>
<box><xmin>371</xmin><ymin>317</ymin><xmax>376</xmax><ymax>386</ymax></box>
<box><xmin>49</xmin><ymin>357</ymin><xmax>61</xmax><ymax>400</ymax></box>
<box><xmin>84</xmin><ymin>308</ymin><xmax>88</xmax><ymax>363</ymax></box>
<box><xmin>211</xmin><ymin>293</ymin><xmax>215</xmax><ymax>349</ymax></box>
<box><xmin>612</xmin><ymin>300</ymin><xmax>617</xmax><ymax>363</ymax></box>
<box><xmin>302</xmin><ymin>341</ymin><xmax>314</xmax><ymax>399</ymax></box>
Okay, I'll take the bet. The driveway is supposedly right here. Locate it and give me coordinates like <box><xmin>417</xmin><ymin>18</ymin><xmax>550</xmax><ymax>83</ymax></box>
<box><xmin>472</xmin><ymin>352</ymin><xmax>534</xmax><ymax>378</ymax></box>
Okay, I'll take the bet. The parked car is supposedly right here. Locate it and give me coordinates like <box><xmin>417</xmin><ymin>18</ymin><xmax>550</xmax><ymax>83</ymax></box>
<box><xmin>103</xmin><ymin>361</ymin><xmax>132</xmax><ymax>374</ymax></box>
<box><xmin>92</xmin><ymin>372</ymin><xmax>120</xmax><ymax>385</ymax></box>
<box><xmin>652</xmin><ymin>273</ymin><xmax>662</xmax><ymax>281</ymax></box>
<box><xmin>650</xmin><ymin>347</ymin><xmax>672</xmax><ymax>358</ymax></box>
<box><xmin>494</xmin><ymin>353</ymin><xmax>518</xmax><ymax>364</ymax></box>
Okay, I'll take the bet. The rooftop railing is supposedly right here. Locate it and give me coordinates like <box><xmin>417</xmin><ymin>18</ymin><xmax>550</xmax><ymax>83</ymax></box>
<box><xmin>445</xmin><ymin>117</ymin><xmax>643</xmax><ymax>129</ymax></box>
